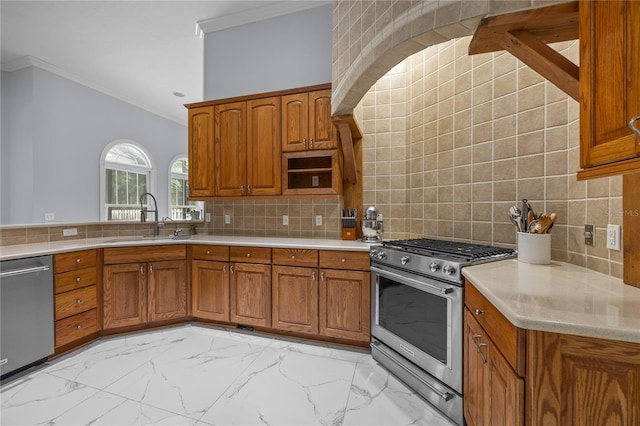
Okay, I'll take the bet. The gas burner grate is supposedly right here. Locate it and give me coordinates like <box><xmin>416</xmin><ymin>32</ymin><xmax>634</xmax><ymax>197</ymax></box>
<box><xmin>383</xmin><ymin>238</ymin><xmax>515</xmax><ymax>261</ymax></box>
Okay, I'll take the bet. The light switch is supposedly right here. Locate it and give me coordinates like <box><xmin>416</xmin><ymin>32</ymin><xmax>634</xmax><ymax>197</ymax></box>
<box><xmin>315</xmin><ymin>215</ymin><xmax>322</xmax><ymax>226</ymax></box>
<box><xmin>283</xmin><ymin>215</ymin><xmax>289</xmax><ymax>225</ymax></box>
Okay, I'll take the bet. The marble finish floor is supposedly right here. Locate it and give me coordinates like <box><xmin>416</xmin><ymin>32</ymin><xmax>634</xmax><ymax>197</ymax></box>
<box><xmin>1</xmin><ymin>324</ymin><xmax>454</xmax><ymax>425</ymax></box>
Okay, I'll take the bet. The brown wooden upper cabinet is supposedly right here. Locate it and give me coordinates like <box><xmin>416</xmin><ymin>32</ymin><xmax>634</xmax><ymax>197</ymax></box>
<box><xmin>282</xmin><ymin>89</ymin><xmax>337</xmax><ymax>152</ymax></box>
<box><xmin>215</xmin><ymin>97</ymin><xmax>281</xmax><ymax>196</ymax></box>
<box><xmin>188</xmin><ymin>106</ymin><xmax>215</xmax><ymax>198</ymax></box>
<box><xmin>578</xmin><ymin>0</ymin><xmax>640</xmax><ymax>179</ymax></box>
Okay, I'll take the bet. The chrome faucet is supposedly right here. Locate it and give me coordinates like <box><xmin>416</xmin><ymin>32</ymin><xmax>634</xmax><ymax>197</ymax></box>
<box><xmin>163</xmin><ymin>217</ymin><xmax>183</xmax><ymax>237</ymax></box>
<box><xmin>140</xmin><ymin>192</ymin><xmax>161</xmax><ymax>236</ymax></box>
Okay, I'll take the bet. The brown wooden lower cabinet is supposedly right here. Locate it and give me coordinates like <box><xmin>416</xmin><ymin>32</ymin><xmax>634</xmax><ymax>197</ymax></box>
<box><xmin>527</xmin><ymin>330</ymin><xmax>640</xmax><ymax>426</ymax></box>
<box><xmin>103</xmin><ymin>260</ymin><xmax>186</xmax><ymax>330</ymax></box>
<box><xmin>319</xmin><ymin>268</ymin><xmax>370</xmax><ymax>342</ymax></box>
<box><xmin>272</xmin><ymin>265</ymin><xmax>318</xmax><ymax>334</ymax></box>
<box><xmin>191</xmin><ymin>260</ymin><xmax>230</xmax><ymax>321</ymax></box>
<box><xmin>230</xmin><ymin>262</ymin><xmax>271</xmax><ymax>327</ymax></box>
<box><xmin>464</xmin><ymin>308</ymin><xmax>524</xmax><ymax>426</ymax></box>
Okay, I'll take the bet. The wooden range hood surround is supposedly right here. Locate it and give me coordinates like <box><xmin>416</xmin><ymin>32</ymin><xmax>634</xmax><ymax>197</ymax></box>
<box><xmin>468</xmin><ymin>1</ymin><xmax>579</xmax><ymax>101</ymax></box>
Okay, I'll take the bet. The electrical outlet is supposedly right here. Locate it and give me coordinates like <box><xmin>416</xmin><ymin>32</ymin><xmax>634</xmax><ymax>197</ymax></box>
<box><xmin>282</xmin><ymin>215</ymin><xmax>289</xmax><ymax>225</ymax></box>
<box><xmin>224</xmin><ymin>214</ymin><xmax>231</xmax><ymax>224</ymax></box>
<box><xmin>62</xmin><ymin>228</ymin><xmax>78</xmax><ymax>237</ymax></box>
<box><xmin>584</xmin><ymin>224</ymin><xmax>595</xmax><ymax>246</ymax></box>
<box><xmin>205</xmin><ymin>213</ymin><xmax>211</xmax><ymax>222</ymax></box>
<box><xmin>44</xmin><ymin>212</ymin><xmax>55</xmax><ymax>222</ymax></box>
<box><xmin>315</xmin><ymin>215</ymin><xmax>322</xmax><ymax>226</ymax></box>
<box><xmin>606</xmin><ymin>224</ymin><xmax>621</xmax><ymax>250</ymax></box>
<box><xmin>312</xmin><ymin>176</ymin><xmax>319</xmax><ymax>187</ymax></box>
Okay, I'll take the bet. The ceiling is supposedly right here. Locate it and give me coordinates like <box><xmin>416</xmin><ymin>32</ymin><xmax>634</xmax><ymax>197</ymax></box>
<box><xmin>1</xmin><ymin>1</ymin><xmax>329</xmax><ymax>125</ymax></box>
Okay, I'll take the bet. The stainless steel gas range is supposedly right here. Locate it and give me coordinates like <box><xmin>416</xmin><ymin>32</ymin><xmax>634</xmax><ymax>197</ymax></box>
<box><xmin>370</xmin><ymin>238</ymin><xmax>515</xmax><ymax>426</ymax></box>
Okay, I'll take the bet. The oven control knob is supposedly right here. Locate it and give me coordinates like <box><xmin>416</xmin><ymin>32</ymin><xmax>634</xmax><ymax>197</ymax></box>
<box><xmin>443</xmin><ymin>265</ymin><xmax>457</xmax><ymax>276</ymax></box>
<box><xmin>400</xmin><ymin>256</ymin><xmax>410</xmax><ymax>265</ymax></box>
<box><xmin>376</xmin><ymin>251</ymin><xmax>387</xmax><ymax>260</ymax></box>
<box><xmin>370</xmin><ymin>249</ymin><xmax>378</xmax><ymax>258</ymax></box>
<box><xmin>428</xmin><ymin>262</ymin><xmax>441</xmax><ymax>272</ymax></box>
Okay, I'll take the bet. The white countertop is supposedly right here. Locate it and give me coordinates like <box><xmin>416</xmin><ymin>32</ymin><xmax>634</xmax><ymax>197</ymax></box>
<box><xmin>462</xmin><ymin>259</ymin><xmax>640</xmax><ymax>344</ymax></box>
<box><xmin>0</xmin><ymin>235</ymin><xmax>374</xmax><ymax>261</ymax></box>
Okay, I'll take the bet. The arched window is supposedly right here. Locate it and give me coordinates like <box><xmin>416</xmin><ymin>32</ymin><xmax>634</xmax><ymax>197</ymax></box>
<box><xmin>101</xmin><ymin>141</ymin><xmax>154</xmax><ymax>221</ymax></box>
<box><xmin>169</xmin><ymin>156</ymin><xmax>202</xmax><ymax>220</ymax></box>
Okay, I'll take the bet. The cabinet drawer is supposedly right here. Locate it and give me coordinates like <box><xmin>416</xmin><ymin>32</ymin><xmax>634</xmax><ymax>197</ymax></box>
<box><xmin>104</xmin><ymin>244</ymin><xmax>186</xmax><ymax>264</ymax></box>
<box><xmin>230</xmin><ymin>246</ymin><xmax>271</xmax><ymax>264</ymax></box>
<box><xmin>54</xmin><ymin>249</ymin><xmax>98</xmax><ymax>273</ymax></box>
<box><xmin>55</xmin><ymin>268</ymin><xmax>97</xmax><ymax>294</ymax></box>
<box><xmin>465</xmin><ymin>280</ymin><xmax>526</xmax><ymax>376</ymax></box>
<box><xmin>55</xmin><ymin>285</ymin><xmax>97</xmax><ymax>320</ymax></box>
<box><xmin>319</xmin><ymin>250</ymin><xmax>370</xmax><ymax>270</ymax></box>
<box><xmin>55</xmin><ymin>309</ymin><xmax>98</xmax><ymax>348</ymax></box>
<box><xmin>191</xmin><ymin>245</ymin><xmax>229</xmax><ymax>261</ymax></box>
<box><xmin>272</xmin><ymin>248</ymin><xmax>318</xmax><ymax>267</ymax></box>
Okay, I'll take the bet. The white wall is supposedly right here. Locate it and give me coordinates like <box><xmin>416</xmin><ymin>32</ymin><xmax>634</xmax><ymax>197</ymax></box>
<box><xmin>1</xmin><ymin>66</ymin><xmax>187</xmax><ymax>225</ymax></box>
<box><xmin>203</xmin><ymin>4</ymin><xmax>332</xmax><ymax>100</ymax></box>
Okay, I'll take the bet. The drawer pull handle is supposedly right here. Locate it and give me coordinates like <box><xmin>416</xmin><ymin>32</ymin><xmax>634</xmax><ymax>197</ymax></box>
<box><xmin>223</xmin><ymin>265</ymin><xmax>227</xmax><ymax>274</ymax></box>
<box><xmin>474</xmin><ymin>309</ymin><xmax>485</xmax><ymax>316</ymax></box>
<box><xmin>76</xmin><ymin>277</ymin><xmax>81</xmax><ymax>282</ymax></box>
<box><xmin>230</xmin><ymin>265</ymin><xmax>235</xmax><ymax>274</ymax></box>
<box><xmin>320</xmin><ymin>271</ymin><xmax>325</xmax><ymax>281</ymax></box>
<box><xmin>76</xmin><ymin>258</ymin><xmax>81</xmax><ymax>263</ymax></box>
<box><xmin>629</xmin><ymin>116</ymin><xmax>640</xmax><ymax>138</ymax></box>
<box><xmin>472</xmin><ymin>334</ymin><xmax>482</xmax><ymax>343</ymax></box>
<box><xmin>312</xmin><ymin>271</ymin><xmax>316</xmax><ymax>280</ymax></box>
<box><xmin>341</xmin><ymin>258</ymin><xmax>346</xmax><ymax>263</ymax></box>
<box><xmin>76</xmin><ymin>324</ymin><xmax>82</xmax><ymax>329</ymax></box>
<box><xmin>477</xmin><ymin>342</ymin><xmax>488</xmax><ymax>364</ymax></box>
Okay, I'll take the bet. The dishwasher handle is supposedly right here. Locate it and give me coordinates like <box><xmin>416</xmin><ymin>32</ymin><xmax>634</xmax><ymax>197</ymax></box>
<box><xmin>0</xmin><ymin>265</ymin><xmax>51</xmax><ymax>279</ymax></box>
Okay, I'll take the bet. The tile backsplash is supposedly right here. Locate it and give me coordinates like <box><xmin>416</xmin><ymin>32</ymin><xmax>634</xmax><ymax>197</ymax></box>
<box><xmin>358</xmin><ymin>36</ymin><xmax>623</xmax><ymax>278</ymax></box>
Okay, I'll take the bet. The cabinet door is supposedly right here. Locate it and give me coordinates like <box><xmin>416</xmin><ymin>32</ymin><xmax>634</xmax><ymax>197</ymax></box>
<box><xmin>319</xmin><ymin>269</ymin><xmax>370</xmax><ymax>342</ymax></box>
<box><xmin>215</xmin><ymin>102</ymin><xmax>246</xmax><ymax>196</ymax></box>
<box><xmin>148</xmin><ymin>260</ymin><xmax>187</xmax><ymax>322</ymax></box>
<box><xmin>188</xmin><ymin>106</ymin><xmax>215</xmax><ymax>198</ymax></box>
<box><xmin>282</xmin><ymin>93</ymin><xmax>308</xmax><ymax>152</ymax></box>
<box><xmin>308</xmin><ymin>89</ymin><xmax>337</xmax><ymax>150</ymax></box>
<box><xmin>580</xmin><ymin>0</ymin><xmax>640</xmax><ymax>171</ymax></box>
<box><xmin>272</xmin><ymin>265</ymin><xmax>318</xmax><ymax>334</ymax></box>
<box><xmin>464</xmin><ymin>309</ymin><xmax>524</xmax><ymax>426</ymax></box>
<box><xmin>247</xmin><ymin>96</ymin><xmax>281</xmax><ymax>195</ymax></box>
<box><xmin>191</xmin><ymin>260</ymin><xmax>230</xmax><ymax>321</ymax></box>
<box><xmin>464</xmin><ymin>309</ymin><xmax>487</xmax><ymax>426</ymax></box>
<box><xmin>230</xmin><ymin>263</ymin><xmax>271</xmax><ymax>327</ymax></box>
<box><xmin>528</xmin><ymin>330</ymin><xmax>640</xmax><ymax>426</ymax></box>
<box><xmin>103</xmin><ymin>263</ymin><xmax>147</xmax><ymax>329</ymax></box>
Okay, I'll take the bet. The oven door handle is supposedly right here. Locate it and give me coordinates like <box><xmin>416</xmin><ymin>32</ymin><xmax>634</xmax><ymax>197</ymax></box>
<box><xmin>371</xmin><ymin>266</ymin><xmax>455</xmax><ymax>295</ymax></box>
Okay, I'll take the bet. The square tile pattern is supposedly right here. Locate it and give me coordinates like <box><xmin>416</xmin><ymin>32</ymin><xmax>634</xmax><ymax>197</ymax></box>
<box><xmin>1</xmin><ymin>325</ymin><xmax>454</xmax><ymax>426</ymax></box>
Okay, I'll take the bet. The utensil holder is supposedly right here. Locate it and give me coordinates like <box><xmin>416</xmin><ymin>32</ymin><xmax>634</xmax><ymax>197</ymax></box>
<box><xmin>517</xmin><ymin>232</ymin><xmax>551</xmax><ymax>264</ymax></box>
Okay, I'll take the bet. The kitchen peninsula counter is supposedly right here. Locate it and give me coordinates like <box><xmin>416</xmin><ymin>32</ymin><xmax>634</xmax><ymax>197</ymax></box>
<box><xmin>463</xmin><ymin>259</ymin><xmax>640</xmax><ymax>344</ymax></box>
<box><xmin>0</xmin><ymin>234</ymin><xmax>373</xmax><ymax>261</ymax></box>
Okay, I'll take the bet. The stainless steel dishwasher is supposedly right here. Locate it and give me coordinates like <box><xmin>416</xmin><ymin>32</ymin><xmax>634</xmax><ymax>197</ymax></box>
<box><xmin>1</xmin><ymin>255</ymin><xmax>54</xmax><ymax>379</ymax></box>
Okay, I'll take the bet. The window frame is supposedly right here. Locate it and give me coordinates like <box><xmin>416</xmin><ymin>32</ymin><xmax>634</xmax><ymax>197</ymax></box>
<box><xmin>100</xmin><ymin>139</ymin><xmax>156</xmax><ymax>222</ymax></box>
<box><xmin>168</xmin><ymin>155</ymin><xmax>203</xmax><ymax>221</ymax></box>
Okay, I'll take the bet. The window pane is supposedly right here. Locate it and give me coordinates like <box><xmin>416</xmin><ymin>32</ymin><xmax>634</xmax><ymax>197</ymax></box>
<box><xmin>105</xmin><ymin>168</ymin><xmax>116</xmax><ymax>204</ymax></box>
<box><xmin>171</xmin><ymin>159</ymin><xmax>188</xmax><ymax>174</ymax></box>
<box><xmin>106</xmin><ymin>144</ymin><xmax>150</xmax><ymax>167</ymax></box>
<box><xmin>117</xmin><ymin>170</ymin><xmax>127</xmax><ymax>204</ymax></box>
<box><xmin>139</xmin><ymin>174</ymin><xmax>147</xmax><ymax>197</ymax></box>
<box><xmin>127</xmin><ymin>172</ymin><xmax>138</xmax><ymax>205</ymax></box>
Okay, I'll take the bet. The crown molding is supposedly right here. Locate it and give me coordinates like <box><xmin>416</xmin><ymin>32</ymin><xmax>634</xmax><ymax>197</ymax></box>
<box><xmin>197</xmin><ymin>0</ymin><xmax>330</xmax><ymax>35</ymax></box>
<box><xmin>1</xmin><ymin>55</ymin><xmax>185</xmax><ymax>126</ymax></box>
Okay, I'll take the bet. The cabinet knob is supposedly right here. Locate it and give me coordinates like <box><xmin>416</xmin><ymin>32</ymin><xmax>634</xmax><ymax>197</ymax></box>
<box><xmin>629</xmin><ymin>116</ymin><xmax>640</xmax><ymax>138</ymax></box>
<box><xmin>75</xmin><ymin>258</ymin><xmax>81</xmax><ymax>263</ymax></box>
<box><xmin>303</xmin><ymin>138</ymin><xmax>307</xmax><ymax>148</ymax></box>
<box><xmin>246</xmin><ymin>253</ymin><xmax>251</xmax><ymax>257</ymax></box>
<box><xmin>206</xmin><ymin>250</ymin><xmax>211</xmax><ymax>255</ymax></box>
<box><xmin>341</xmin><ymin>258</ymin><xmax>347</xmax><ymax>263</ymax></box>
<box><xmin>310</xmin><ymin>138</ymin><xmax>314</xmax><ymax>148</ymax></box>
<box><xmin>76</xmin><ymin>277</ymin><xmax>81</xmax><ymax>282</ymax></box>
<box><xmin>76</xmin><ymin>324</ymin><xmax>82</xmax><ymax>329</ymax></box>
<box><xmin>76</xmin><ymin>299</ymin><xmax>82</xmax><ymax>304</ymax></box>
<box><xmin>474</xmin><ymin>308</ymin><xmax>485</xmax><ymax>316</ymax></box>
<box><xmin>291</xmin><ymin>255</ymin><xmax>296</xmax><ymax>260</ymax></box>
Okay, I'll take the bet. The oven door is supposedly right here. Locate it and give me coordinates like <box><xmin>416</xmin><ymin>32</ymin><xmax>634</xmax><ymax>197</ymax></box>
<box><xmin>371</xmin><ymin>264</ymin><xmax>463</xmax><ymax>393</ymax></box>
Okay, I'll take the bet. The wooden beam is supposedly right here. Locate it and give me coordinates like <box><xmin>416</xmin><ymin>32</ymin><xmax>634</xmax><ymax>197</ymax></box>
<box><xmin>337</xmin><ymin>123</ymin><xmax>357</xmax><ymax>184</ymax></box>
<box><xmin>469</xmin><ymin>1</ymin><xmax>579</xmax><ymax>55</ymax></box>
<box><xmin>501</xmin><ymin>29</ymin><xmax>579</xmax><ymax>101</ymax></box>
<box><xmin>623</xmin><ymin>173</ymin><xmax>640</xmax><ymax>288</ymax></box>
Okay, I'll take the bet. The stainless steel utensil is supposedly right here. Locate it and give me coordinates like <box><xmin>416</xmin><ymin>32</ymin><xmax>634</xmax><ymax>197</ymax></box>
<box><xmin>509</xmin><ymin>205</ymin><xmax>523</xmax><ymax>232</ymax></box>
